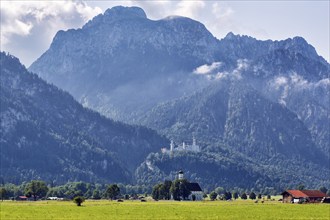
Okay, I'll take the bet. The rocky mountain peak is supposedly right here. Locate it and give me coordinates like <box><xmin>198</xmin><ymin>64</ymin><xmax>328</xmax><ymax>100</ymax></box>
<box><xmin>224</xmin><ymin>32</ymin><xmax>236</xmax><ymax>39</ymax></box>
<box><xmin>281</xmin><ymin>36</ymin><xmax>323</xmax><ymax>62</ymax></box>
<box><xmin>82</xmin><ymin>6</ymin><xmax>147</xmax><ymax>29</ymax></box>
<box><xmin>104</xmin><ymin>6</ymin><xmax>147</xmax><ymax>20</ymax></box>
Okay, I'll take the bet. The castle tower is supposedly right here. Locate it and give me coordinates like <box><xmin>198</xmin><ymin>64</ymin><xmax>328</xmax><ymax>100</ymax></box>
<box><xmin>182</xmin><ymin>142</ymin><xmax>186</xmax><ymax>150</ymax></box>
<box><xmin>170</xmin><ymin>140</ymin><xmax>174</xmax><ymax>151</ymax></box>
<box><xmin>192</xmin><ymin>137</ymin><xmax>200</xmax><ymax>152</ymax></box>
<box><xmin>178</xmin><ymin>170</ymin><xmax>184</xmax><ymax>180</ymax></box>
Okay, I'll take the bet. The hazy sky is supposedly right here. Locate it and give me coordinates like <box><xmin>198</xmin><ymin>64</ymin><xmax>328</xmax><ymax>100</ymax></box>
<box><xmin>1</xmin><ymin>0</ymin><xmax>329</xmax><ymax>66</ymax></box>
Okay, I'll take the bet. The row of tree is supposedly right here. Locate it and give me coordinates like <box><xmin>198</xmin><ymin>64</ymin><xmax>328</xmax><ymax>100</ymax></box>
<box><xmin>208</xmin><ymin>191</ymin><xmax>271</xmax><ymax>201</ymax></box>
<box><xmin>0</xmin><ymin>181</ymin><xmax>153</xmax><ymax>201</ymax></box>
<box><xmin>0</xmin><ymin>180</ymin><xmax>122</xmax><ymax>201</ymax></box>
<box><xmin>1</xmin><ymin>180</ymin><xmax>329</xmax><ymax>202</ymax></box>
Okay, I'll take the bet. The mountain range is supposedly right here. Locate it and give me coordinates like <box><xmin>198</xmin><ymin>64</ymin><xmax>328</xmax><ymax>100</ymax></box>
<box><xmin>2</xmin><ymin>6</ymin><xmax>329</xmax><ymax>190</ymax></box>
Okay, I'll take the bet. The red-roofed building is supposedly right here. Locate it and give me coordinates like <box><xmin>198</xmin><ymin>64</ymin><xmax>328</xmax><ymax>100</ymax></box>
<box><xmin>17</xmin><ymin>196</ymin><xmax>28</xmax><ymax>201</ymax></box>
<box><xmin>281</xmin><ymin>190</ymin><xmax>326</xmax><ymax>203</ymax></box>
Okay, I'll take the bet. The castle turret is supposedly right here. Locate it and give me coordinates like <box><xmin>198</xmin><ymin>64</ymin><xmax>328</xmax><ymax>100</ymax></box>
<box><xmin>192</xmin><ymin>137</ymin><xmax>200</xmax><ymax>152</ymax></box>
<box><xmin>170</xmin><ymin>140</ymin><xmax>174</xmax><ymax>151</ymax></box>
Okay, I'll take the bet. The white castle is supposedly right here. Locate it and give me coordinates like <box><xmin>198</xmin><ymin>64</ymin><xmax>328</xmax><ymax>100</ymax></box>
<box><xmin>161</xmin><ymin>137</ymin><xmax>201</xmax><ymax>153</ymax></box>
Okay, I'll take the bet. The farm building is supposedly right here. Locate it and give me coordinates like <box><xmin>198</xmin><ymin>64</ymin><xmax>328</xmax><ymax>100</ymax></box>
<box><xmin>16</xmin><ymin>196</ymin><xmax>27</xmax><ymax>201</ymax></box>
<box><xmin>281</xmin><ymin>190</ymin><xmax>326</xmax><ymax>203</ymax></box>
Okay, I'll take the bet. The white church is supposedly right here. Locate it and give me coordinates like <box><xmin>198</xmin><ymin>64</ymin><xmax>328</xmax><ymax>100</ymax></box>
<box><xmin>161</xmin><ymin>137</ymin><xmax>201</xmax><ymax>153</ymax></box>
<box><xmin>177</xmin><ymin>170</ymin><xmax>203</xmax><ymax>201</ymax></box>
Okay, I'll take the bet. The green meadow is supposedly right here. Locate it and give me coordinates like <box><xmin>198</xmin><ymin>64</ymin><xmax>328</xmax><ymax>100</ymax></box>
<box><xmin>1</xmin><ymin>199</ymin><xmax>329</xmax><ymax>220</ymax></box>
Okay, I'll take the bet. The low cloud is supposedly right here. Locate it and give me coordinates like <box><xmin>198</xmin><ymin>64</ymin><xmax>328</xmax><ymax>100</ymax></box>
<box><xmin>272</xmin><ymin>73</ymin><xmax>330</xmax><ymax>90</ymax></box>
<box><xmin>196</xmin><ymin>59</ymin><xmax>248</xmax><ymax>81</ymax></box>
<box><xmin>193</xmin><ymin>62</ymin><xmax>222</xmax><ymax>75</ymax></box>
<box><xmin>230</xmin><ymin>59</ymin><xmax>249</xmax><ymax>80</ymax></box>
<box><xmin>270</xmin><ymin>73</ymin><xmax>330</xmax><ymax>106</ymax></box>
<box><xmin>273</xmin><ymin>76</ymin><xmax>288</xmax><ymax>89</ymax></box>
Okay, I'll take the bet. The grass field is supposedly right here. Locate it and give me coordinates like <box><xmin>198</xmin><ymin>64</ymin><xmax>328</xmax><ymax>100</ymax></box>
<box><xmin>1</xmin><ymin>199</ymin><xmax>329</xmax><ymax>220</ymax></box>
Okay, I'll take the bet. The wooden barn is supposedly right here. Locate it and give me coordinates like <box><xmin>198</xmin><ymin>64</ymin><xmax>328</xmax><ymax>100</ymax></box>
<box><xmin>281</xmin><ymin>190</ymin><xmax>326</xmax><ymax>203</ymax></box>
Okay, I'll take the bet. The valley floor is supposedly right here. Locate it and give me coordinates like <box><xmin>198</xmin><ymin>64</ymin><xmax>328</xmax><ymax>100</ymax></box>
<box><xmin>1</xmin><ymin>199</ymin><xmax>329</xmax><ymax>220</ymax></box>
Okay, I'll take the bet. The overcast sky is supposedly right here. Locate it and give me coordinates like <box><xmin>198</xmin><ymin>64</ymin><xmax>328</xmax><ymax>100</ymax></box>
<box><xmin>1</xmin><ymin>0</ymin><xmax>329</xmax><ymax>66</ymax></box>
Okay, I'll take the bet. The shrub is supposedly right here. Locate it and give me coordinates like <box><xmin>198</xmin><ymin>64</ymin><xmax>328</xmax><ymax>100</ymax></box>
<box><xmin>249</xmin><ymin>192</ymin><xmax>256</xmax><ymax>200</ymax></box>
<box><xmin>73</xmin><ymin>196</ymin><xmax>85</xmax><ymax>206</ymax></box>
<box><xmin>209</xmin><ymin>191</ymin><xmax>218</xmax><ymax>201</ymax></box>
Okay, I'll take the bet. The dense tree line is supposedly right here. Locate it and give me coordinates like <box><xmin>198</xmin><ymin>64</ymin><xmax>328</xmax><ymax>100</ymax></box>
<box><xmin>1</xmin><ymin>180</ymin><xmax>329</xmax><ymax>202</ymax></box>
<box><xmin>0</xmin><ymin>181</ymin><xmax>151</xmax><ymax>200</ymax></box>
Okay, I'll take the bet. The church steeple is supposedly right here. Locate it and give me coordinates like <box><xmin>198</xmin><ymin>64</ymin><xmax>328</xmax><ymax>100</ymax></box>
<box><xmin>178</xmin><ymin>170</ymin><xmax>184</xmax><ymax>180</ymax></box>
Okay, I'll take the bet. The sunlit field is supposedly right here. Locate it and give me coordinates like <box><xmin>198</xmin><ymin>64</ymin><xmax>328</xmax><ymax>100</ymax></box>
<box><xmin>1</xmin><ymin>199</ymin><xmax>329</xmax><ymax>220</ymax></box>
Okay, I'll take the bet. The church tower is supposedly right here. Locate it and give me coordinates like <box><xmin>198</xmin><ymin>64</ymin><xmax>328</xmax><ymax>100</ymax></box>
<box><xmin>178</xmin><ymin>170</ymin><xmax>184</xmax><ymax>180</ymax></box>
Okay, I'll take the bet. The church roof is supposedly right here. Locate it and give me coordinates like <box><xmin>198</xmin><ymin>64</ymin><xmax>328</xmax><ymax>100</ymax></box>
<box><xmin>189</xmin><ymin>182</ymin><xmax>202</xmax><ymax>191</ymax></box>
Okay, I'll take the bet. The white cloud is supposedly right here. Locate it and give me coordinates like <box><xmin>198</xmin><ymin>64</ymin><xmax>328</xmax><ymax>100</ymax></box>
<box><xmin>130</xmin><ymin>1</ymin><xmax>234</xmax><ymax>39</ymax></box>
<box><xmin>270</xmin><ymin>72</ymin><xmax>330</xmax><ymax>106</ymax></box>
<box><xmin>0</xmin><ymin>0</ymin><xmax>102</xmax><ymax>66</ymax></box>
<box><xmin>193</xmin><ymin>62</ymin><xmax>222</xmax><ymax>75</ymax></box>
<box><xmin>274</xmin><ymin>76</ymin><xmax>288</xmax><ymax>89</ymax></box>
<box><xmin>128</xmin><ymin>0</ymin><xmax>208</xmax><ymax>20</ymax></box>
<box><xmin>290</xmin><ymin>73</ymin><xmax>308</xmax><ymax>88</ymax></box>
<box><xmin>273</xmin><ymin>73</ymin><xmax>329</xmax><ymax>91</ymax></box>
<box><xmin>196</xmin><ymin>59</ymin><xmax>248</xmax><ymax>81</ymax></box>
<box><xmin>230</xmin><ymin>59</ymin><xmax>248</xmax><ymax>80</ymax></box>
<box><xmin>236</xmin><ymin>59</ymin><xmax>249</xmax><ymax>71</ymax></box>
<box><xmin>214</xmin><ymin>72</ymin><xmax>229</xmax><ymax>80</ymax></box>
<box><xmin>174</xmin><ymin>1</ymin><xmax>205</xmax><ymax>18</ymax></box>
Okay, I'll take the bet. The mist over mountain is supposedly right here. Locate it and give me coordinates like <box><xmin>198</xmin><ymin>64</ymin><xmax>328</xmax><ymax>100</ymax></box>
<box><xmin>0</xmin><ymin>52</ymin><xmax>168</xmax><ymax>184</ymax></box>
<box><xmin>11</xmin><ymin>6</ymin><xmax>330</xmax><ymax>189</ymax></box>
